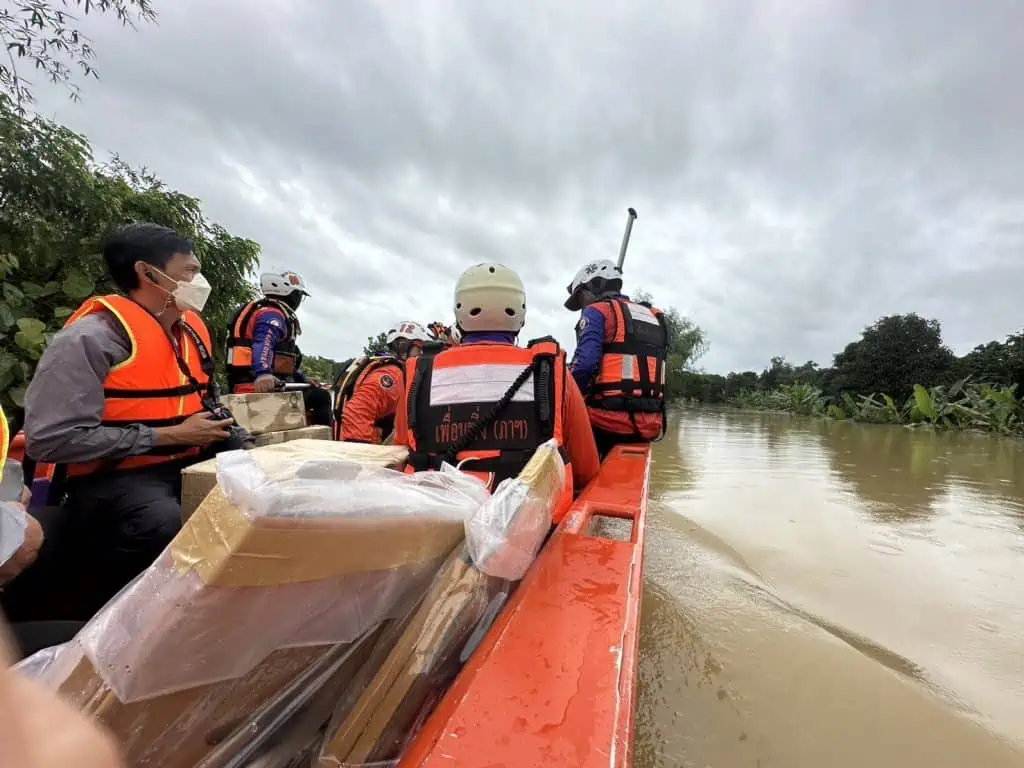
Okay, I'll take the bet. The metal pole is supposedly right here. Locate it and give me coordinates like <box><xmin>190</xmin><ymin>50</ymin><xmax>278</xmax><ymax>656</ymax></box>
<box><xmin>616</xmin><ymin>207</ymin><xmax>638</xmax><ymax>271</ymax></box>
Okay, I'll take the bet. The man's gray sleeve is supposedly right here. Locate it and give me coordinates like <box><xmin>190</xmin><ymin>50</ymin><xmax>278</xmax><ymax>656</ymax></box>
<box><xmin>24</xmin><ymin>313</ymin><xmax>159</xmax><ymax>463</ymax></box>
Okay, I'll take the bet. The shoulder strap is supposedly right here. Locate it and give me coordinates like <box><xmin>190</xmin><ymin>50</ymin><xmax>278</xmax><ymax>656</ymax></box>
<box><xmin>406</xmin><ymin>353</ymin><xmax>435</xmax><ymax>439</ymax></box>
<box><xmin>177</xmin><ymin>320</ymin><xmax>219</xmax><ymax>403</ymax></box>
<box><xmin>526</xmin><ymin>335</ymin><xmax>561</xmax><ymax>354</ymax></box>
<box><xmin>231</xmin><ymin>298</ymin><xmax>295</xmax><ymax>344</ymax></box>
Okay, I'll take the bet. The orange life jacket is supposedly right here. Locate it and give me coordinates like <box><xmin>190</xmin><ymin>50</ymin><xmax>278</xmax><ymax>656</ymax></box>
<box><xmin>0</xmin><ymin>404</ymin><xmax>8</xmax><ymax>468</ymax></box>
<box><xmin>225</xmin><ymin>298</ymin><xmax>302</xmax><ymax>387</ymax></box>
<box><xmin>586</xmin><ymin>297</ymin><xmax>669</xmax><ymax>426</ymax></box>
<box><xmin>331</xmin><ymin>355</ymin><xmax>404</xmax><ymax>441</ymax></box>
<box><xmin>403</xmin><ymin>337</ymin><xmax>573</xmax><ymax>501</ymax></box>
<box><xmin>56</xmin><ymin>295</ymin><xmax>214</xmax><ymax>478</ymax></box>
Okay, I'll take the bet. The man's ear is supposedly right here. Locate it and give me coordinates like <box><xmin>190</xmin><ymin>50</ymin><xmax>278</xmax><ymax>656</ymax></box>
<box><xmin>135</xmin><ymin>261</ymin><xmax>155</xmax><ymax>284</ymax></box>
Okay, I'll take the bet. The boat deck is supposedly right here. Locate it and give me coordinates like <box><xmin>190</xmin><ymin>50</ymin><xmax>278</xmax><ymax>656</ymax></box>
<box><xmin>400</xmin><ymin>443</ymin><xmax>651</xmax><ymax>767</ymax></box>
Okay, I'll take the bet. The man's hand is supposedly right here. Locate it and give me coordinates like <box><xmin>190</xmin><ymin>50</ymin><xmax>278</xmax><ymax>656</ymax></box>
<box><xmin>0</xmin><ymin>627</ymin><xmax>124</xmax><ymax>768</ymax></box>
<box><xmin>18</xmin><ymin>487</ymin><xmax>30</xmax><ymax>507</ymax></box>
<box><xmin>253</xmin><ymin>375</ymin><xmax>277</xmax><ymax>393</ymax></box>
<box><xmin>156</xmin><ymin>412</ymin><xmax>233</xmax><ymax>447</ymax></box>
<box><xmin>0</xmin><ymin>510</ymin><xmax>43</xmax><ymax>582</ymax></box>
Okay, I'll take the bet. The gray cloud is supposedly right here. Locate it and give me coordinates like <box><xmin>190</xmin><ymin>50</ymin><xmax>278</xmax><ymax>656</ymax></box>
<box><xmin>29</xmin><ymin>0</ymin><xmax>1024</xmax><ymax>371</ymax></box>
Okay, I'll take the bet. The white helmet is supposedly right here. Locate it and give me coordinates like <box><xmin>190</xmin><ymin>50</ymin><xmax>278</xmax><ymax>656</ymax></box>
<box><xmin>565</xmin><ymin>259</ymin><xmax>622</xmax><ymax>310</ymax></box>
<box><xmin>454</xmin><ymin>263</ymin><xmax>526</xmax><ymax>333</ymax></box>
<box><xmin>385</xmin><ymin>321</ymin><xmax>432</xmax><ymax>346</ymax></box>
<box><xmin>261</xmin><ymin>271</ymin><xmax>310</xmax><ymax>298</ymax></box>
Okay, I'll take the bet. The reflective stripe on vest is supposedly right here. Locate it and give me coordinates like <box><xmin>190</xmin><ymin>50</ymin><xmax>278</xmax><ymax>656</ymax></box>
<box><xmin>225</xmin><ymin>298</ymin><xmax>301</xmax><ymax>382</ymax></box>
<box><xmin>588</xmin><ymin>298</ymin><xmax>669</xmax><ymax>414</ymax></box>
<box><xmin>404</xmin><ymin>338</ymin><xmax>571</xmax><ymax>493</ymax></box>
<box><xmin>0</xmin><ymin>404</ymin><xmax>8</xmax><ymax>468</ymax></box>
<box><xmin>332</xmin><ymin>355</ymin><xmax>403</xmax><ymax>441</ymax></box>
<box><xmin>61</xmin><ymin>295</ymin><xmax>213</xmax><ymax>477</ymax></box>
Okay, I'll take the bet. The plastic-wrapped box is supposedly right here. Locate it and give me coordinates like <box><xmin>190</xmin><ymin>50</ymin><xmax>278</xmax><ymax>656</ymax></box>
<box><xmin>15</xmin><ymin>450</ymin><xmax>490</xmax><ymax>768</ymax></box>
<box><xmin>317</xmin><ymin>439</ymin><xmax>566</xmax><ymax>767</ymax></box>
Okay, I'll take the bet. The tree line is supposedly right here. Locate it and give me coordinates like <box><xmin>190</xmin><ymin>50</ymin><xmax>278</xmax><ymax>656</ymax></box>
<box><xmin>679</xmin><ymin>313</ymin><xmax>1024</xmax><ymax>435</ymax></box>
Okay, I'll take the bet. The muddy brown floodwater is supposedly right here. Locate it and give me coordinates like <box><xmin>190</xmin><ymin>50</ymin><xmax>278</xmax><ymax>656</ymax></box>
<box><xmin>635</xmin><ymin>409</ymin><xmax>1024</xmax><ymax>768</ymax></box>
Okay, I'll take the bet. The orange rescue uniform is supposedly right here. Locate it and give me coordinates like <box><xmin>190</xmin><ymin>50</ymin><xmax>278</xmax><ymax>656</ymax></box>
<box><xmin>225</xmin><ymin>298</ymin><xmax>301</xmax><ymax>391</ymax></box>
<box><xmin>53</xmin><ymin>295</ymin><xmax>214</xmax><ymax>479</ymax></box>
<box><xmin>584</xmin><ymin>298</ymin><xmax>669</xmax><ymax>440</ymax></box>
<box><xmin>335</xmin><ymin>357</ymin><xmax>404</xmax><ymax>443</ymax></box>
<box><xmin>393</xmin><ymin>337</ymin><xmax>599</xmax><ymax>522</ymax></box>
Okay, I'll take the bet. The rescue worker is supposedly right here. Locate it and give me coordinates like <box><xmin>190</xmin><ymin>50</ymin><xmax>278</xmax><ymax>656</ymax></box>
<box><xmin>334</xmin><ymin>321</ymin><xmax>433</xmax><ymax>444</ymax></box>
<box><xmin>427</xmin><ymin>321</ymin><xmax>460</xmax><ymax>346</ymax></box>
<box><xmin>225</xmin><ymin>271</ymin><xmax>334</xmax><ymax>426</ymax></box>
<box><xmin>565</xmin><ymin>259</ymin><xmax>670</xmax><ymax>458</ymax></box>
<box><xmin>393</xmin><ymin>263</ymin><xmax>599</xmax><ymax>519</ymax></box>
<box><xmin>12</xmin><ymin>223</ymin><xmax>244</xmax><ymax>622</ymax></box>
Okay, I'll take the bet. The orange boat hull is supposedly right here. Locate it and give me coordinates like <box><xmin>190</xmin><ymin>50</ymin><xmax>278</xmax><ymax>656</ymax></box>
<box><xmin>400</xmin><ymin>443</ymin><xmax>651</xmax><ymax>767</ymax></box>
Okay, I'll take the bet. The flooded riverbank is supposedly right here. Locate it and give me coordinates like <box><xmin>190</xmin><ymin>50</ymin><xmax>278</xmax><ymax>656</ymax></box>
<box><xmin>636</xmin><ymin>409</ymin><xmax>1024</xmax><ymax>767</ymax></box>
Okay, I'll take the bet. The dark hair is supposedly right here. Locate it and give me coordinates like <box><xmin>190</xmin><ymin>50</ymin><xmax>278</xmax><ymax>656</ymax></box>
<box><xmin>103</xmin><ymin>223</ymin><xmax>194</xmax><ymax>293</ymax></box>
<box><xmin>587</xmin><ymin>276</ymin><xmax>623</xmax><ymax>297</ymax></box>
<box><xmin>280</xmin><ymin>291</ymin><xmax>303</xmax><ymax>311</ymax></box>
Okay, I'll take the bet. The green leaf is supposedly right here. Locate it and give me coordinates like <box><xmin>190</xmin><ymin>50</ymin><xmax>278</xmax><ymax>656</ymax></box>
<box><xmin>53</xmin><ymin>306</ymin><xmax>74</xmax><ymax>320</ymax></box>
<box><xmin>14</xmin><ymin>317</ymin><xmax>48</xmax><ymax>354</ymax></box>
<box><xmin>0</xmin><ymin>351</ymin><xmax>15</xmax><ymax>378</ymax></box>
<box><xmin>16</xmin><ymin>317</ymin><xmax>47</xmax><ymax>337</ymax></box>
<box><xmin>913</xmin><ymin>384</ymin><xmax>938</xmax><ymax>422</ymax></box>
<box><xmin>39</xmin><ymin>281</ymin><xmax>60</xmax><ymax>298</ymax></box>
<box><xmin>8</xmin><ymin>386</ymin><xmax>27</xmax><ymax>408</ymax></box>
<box><xmin>2</xmin><ymin>282</ymin><xmax>24</xmax><ymax>306</ymax></box>
<box><xmin>0</xmin><ymin>253</ymin><xmax>19</xmax><ymax>270</ymax></box>
<box><xmin>21</xmin><ymin>281</ymin><xmax>44</xmax><ymax>299</ymax></box>
<box><xmin>61</xmin><ymin>268</ymin><xmax>95</xmax><ymax>299</ymax></box>
<box><xmin>0</xmin><ymin>303</ymin><xmax>14</xmax><ymax>332</ymax></box>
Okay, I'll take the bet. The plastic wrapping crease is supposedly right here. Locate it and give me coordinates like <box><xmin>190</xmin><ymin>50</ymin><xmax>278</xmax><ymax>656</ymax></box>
<box><xmin>316</xmin><ymin>439</ymin><xmax>566</xmax><ymax>767</ymax></box>
<box><xmin>13</xmin><ymin>450</ymin><xmax>491</xmax><ymax>768</ymax></box>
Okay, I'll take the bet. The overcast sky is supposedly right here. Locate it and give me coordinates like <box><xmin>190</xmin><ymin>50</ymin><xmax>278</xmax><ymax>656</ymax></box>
<box><xmin>28</xmin><ymin>0</ymin><xmax>1024</xmax><ymax>373</ymax></box>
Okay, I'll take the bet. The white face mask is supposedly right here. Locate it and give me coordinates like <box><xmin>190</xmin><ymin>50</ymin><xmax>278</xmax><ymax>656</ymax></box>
<box><xmin>172</xmin><ymin>273</ymin><xmax>212</xmax><ymax>313</ymax></box>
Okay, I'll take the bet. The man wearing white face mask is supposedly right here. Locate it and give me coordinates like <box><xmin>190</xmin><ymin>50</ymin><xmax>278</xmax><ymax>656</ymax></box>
<box><xmin>13</xmin><ymin>223</ymin><xmax>245</xmax><ymax>623</ymax></box>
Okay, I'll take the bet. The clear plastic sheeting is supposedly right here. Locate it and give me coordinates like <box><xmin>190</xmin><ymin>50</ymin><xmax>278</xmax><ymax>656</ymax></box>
<box><xmin>0</xmin><ymin>458</ymin><xmax>27</xmax><ymax>568</ymax></box>
<box><xmin>317</xmin><ymin>439</ymin><xmax>567</xmax><ymax>767</ymax></box>
<box><xmin>215</xmin><ymin>450</ymin><xmax>488</xmax><ymax>524</ymax></box>
<box><xmin>465</xmin><ymin>438</ymin><xmax>565</xmax><ymax>580</ymax></box>
<box><xmin>1</xmin><ymin>457</ymin><xmax>24</xmax><ymax>502</ymax></box>
<box><xmin>0</xmin><ymin>500</ymin><xmax>27</xmax><ymax>568</ymax></box>
<box><xmin>14</xmin><ymin>449</ymin><xmax>490</xmax><ymax>768</ymax></box>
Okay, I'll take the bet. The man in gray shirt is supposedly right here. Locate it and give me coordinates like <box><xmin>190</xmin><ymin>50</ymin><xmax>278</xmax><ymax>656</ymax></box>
<box><xmin>2</xmin><ymin>224</ymin><xmax>245</xmax><ymax>624</ymax></box>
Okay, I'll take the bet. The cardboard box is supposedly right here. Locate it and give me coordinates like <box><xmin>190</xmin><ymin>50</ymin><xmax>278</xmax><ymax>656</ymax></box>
<box><xmin>221</xmin><ymin>392</ymin><xmax>307</xmax><ymax>434</ymax></box>
<box><xmin>318</xmin><ymin>441</ymin><xmax>565</xmax><ymax>765</ymax></box>
<box><xmin>180</xmin><ymin>439</ymin><xmax>410</xmax><ymax>522</ymax></box>
<box><xmin>251</xmin><ymin>424</ymin><xmax>331</xmax><ymax>448</ymax></box>
<box><xmin>45</xmin><ymin>466</ymin><xmax>465</xmax><ymax>768</ymax></box>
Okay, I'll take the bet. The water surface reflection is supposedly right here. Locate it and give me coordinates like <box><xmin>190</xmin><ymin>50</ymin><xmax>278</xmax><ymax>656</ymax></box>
<box><xmin>636</xmin><ymin>410</ymin><xmax>1024</xmax><ymax>767</ymax></box>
